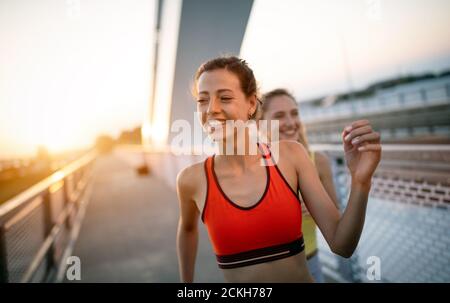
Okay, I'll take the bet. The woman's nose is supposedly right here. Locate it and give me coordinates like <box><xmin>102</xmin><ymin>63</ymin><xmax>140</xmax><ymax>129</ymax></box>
<box><xmin>284</xmin><ymin>115</ymin><xmax>296</xmax><ymax>127</ymax></box>
<box><xmin>207</xmin><ymin>98</ymin><xmax>221</xmax><ymax>115</ymax></box>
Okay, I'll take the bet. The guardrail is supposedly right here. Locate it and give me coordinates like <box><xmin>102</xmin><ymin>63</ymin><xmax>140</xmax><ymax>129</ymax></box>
<box><xmin>312</xmin><ymin>144</ymin><xmax>450</xmax><ymax>282</ymax></box>
<box><xmin>300</xmin><ymin>77</ymin><xmax>450</xmax><ymax>123</ymax></box>
<box><xmin>0</xmin><ymin>151</ymin><xmax>97</xmax><ymax>283</ymax></box>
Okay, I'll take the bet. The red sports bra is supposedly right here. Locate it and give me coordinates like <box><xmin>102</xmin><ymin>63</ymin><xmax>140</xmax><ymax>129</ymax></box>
<box><xmin>202</xmin><ymin>143</ymin><xmax>304</xmax><ymax>269</ymax></box>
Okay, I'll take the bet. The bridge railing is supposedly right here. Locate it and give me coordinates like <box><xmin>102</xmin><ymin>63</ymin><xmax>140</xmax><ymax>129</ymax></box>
<box><xmin>312</xmin><ymin>144</ymin><xmax>450</xmax><ymax>282</ymax></box>
<box><xmin>0</xmin><ymin>151</ymin><xmax>97</xmax><ymax>283</ymax></box>
<box><xmin>300</xmin><ymin>77</ymin><xmax>450</xmax><ymax>123</ymax></box>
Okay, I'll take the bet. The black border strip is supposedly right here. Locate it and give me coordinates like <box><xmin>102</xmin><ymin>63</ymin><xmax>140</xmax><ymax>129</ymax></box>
<box><xmin>217</xmin><ymin>237</ymin><xmax>305</xmax><ymax>269</ymax></box>
<box><xmin>201</xmin><ymin>157</ymin><xmax>210</xmax><ymax>223</ymax></box>
<box><xmin>210</xmin><ymin>154</ymin><xmax>270</xmax><ymax>211</ymax></box>
<box><xmin>258</xmin><ymin>143</ymin><xmax>302</xmax><ymax>204</ymax></box>
<box><xmin>216</xmin><ymin>236</ymin><xmax>304</xmax><ymax>263</ymax></box>
<box><xmin>273</xmin><ymin>164</ymin><xmax>302</xmax><ymax>204</ymax></box>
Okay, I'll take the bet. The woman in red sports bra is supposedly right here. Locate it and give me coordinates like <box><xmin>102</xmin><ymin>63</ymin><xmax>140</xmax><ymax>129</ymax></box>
<box><xmin>176</xmin><ymin>56</ymin><xmax>382</xmax><ymax>282</ymax></box>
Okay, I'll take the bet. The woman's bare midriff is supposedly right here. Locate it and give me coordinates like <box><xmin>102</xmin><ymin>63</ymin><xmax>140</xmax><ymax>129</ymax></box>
<box><xmin>221</xmin><ymin>251</ymin><xmax>314</xmax><ymax>283</ymax></box>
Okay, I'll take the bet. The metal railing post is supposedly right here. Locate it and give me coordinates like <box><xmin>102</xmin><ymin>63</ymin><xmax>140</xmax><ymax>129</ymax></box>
<box><xmin>63</xmin><ymin>177</ymin><xmax>72</xmax><ymax>230</ymax></box>
<box><xmin>399</xmin><ymin>92</ymin><xmax>405</xmax><ymax>106</ymax></box>
<box><xmin>0</xmin><ymin>151</ymin><xmax>96</xmax><ymax>283</ymax></box>
<box><xmin>42</xmin><ymin>189</ymin><xmax>56</xmax><ymax>278</ymax></box>
<box><xmin>421</xmin><ymin>88</ymin><xmax>427</xmax><ymax>103</ymax></box>
<box><xmin>0</xmin><ymin>226</ymin><xmax>8</xmax><ymax>283</ymax></box>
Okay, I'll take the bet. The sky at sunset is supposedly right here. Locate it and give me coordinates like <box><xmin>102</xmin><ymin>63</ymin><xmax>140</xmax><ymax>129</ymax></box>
<box><xmin>1</xmin><ymin>0</ymin><xmax>449</xmax><ymax>157</ymax></box>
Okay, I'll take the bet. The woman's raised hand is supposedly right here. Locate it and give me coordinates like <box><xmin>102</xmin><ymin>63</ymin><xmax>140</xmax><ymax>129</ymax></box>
<box><xmin>342</xmin><ymin>120</ymin><xmax>382</xmax><ymax>186</ymax></box>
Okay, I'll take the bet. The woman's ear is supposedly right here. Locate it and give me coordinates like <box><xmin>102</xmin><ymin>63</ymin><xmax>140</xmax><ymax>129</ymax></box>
<box><xmin>248</xmin><ymin>94</ymin><xmax>257</xmax><ymax>115</ymax></box>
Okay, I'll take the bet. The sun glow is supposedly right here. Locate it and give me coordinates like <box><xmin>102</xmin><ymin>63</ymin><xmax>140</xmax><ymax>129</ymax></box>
<box><xmin>0</xmin><ymin>0</ymin><xmax>155</xmax><ymax>158</ymax></box>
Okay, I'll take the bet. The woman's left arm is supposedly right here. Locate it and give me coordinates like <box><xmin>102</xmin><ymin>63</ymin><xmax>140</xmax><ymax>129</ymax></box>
<box><xmin>331</xmin><ymin>120</ymin><xmax>381</xmax><ymax>257</ymax></box>
<box><xmin>289</xmin><ymin>120</ymin><xmax>381</xmax><ymax>258</ymax></box>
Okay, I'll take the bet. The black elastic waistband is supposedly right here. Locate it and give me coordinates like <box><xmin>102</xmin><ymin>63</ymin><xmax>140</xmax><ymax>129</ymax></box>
<box><xmin>216</xmin><ymin>236</ymin><xmax>304</xmax><ymax>269</ymax></box>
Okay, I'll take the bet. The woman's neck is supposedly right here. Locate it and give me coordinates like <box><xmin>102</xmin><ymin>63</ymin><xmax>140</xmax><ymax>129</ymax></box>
<box><xmin>215</xmin><ymin>152</ymin><xmax>262</xmax><ymax>173</ymax></box>
<box><xmin>215</xmin><ymin>128</ymin><xmax>259</xmax><ymax>156</ymax></box>
<box><xmin>214</xmin><ymin>131</ymin><xmax>262</xmax><ymax>172</ymax></box>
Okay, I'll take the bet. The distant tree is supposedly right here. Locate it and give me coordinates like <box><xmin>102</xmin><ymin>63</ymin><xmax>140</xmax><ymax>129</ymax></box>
<box><xmin>35</xmin><ymin>145</ymin><xmax>51</xmax><ymax>171</ymax></box>
<box><xmin>36</xmin><ymin>145</ymin><xmax>50</xmax><ymax>161</ymax></box>
<box><xmin>95</xmin><ymin>135</ymin><xmax>115</xmax><ymax>154</ymax></box>
<box><xmin>117</xmin><ymin>126</ymin><xmax>142</xmax><ymax>145</ymax></box>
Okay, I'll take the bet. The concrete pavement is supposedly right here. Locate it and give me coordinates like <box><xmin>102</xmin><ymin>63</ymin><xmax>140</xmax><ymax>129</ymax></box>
<box><xmin>67</xmin><ymin>151</ymin><xmax>224</xmax><ymax>282</ymax></box>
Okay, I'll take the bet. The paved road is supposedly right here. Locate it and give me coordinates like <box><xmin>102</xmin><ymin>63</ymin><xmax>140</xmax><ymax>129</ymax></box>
<box><xmin>68</xmin><ymin>151</ymin><xmax>225</xmax><ymax>282</ymax></box>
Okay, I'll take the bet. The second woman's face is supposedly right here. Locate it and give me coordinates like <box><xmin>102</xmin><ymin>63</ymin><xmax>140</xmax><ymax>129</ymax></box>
<box><xmin>263</xmin><ymin>95</ymin><xmax>302</xmax><ymax>141</ymax></box>
<box><xmin>196</xmin><ymin>69</ymin><xmax>254</xmax><ymax>140</ymax></box>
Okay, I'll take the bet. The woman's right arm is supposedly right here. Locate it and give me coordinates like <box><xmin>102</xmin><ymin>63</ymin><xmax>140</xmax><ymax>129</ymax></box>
<box><xmin>176</xmin><ymin>167</ymin><xmax>200</xmax><ymax>283</ymax></box>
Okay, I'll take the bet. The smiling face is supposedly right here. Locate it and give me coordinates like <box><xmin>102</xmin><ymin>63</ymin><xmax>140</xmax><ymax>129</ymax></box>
<box><xmin>196</xmin><ymin>68</ymin><xmax>256</xmax><ymax>141</ymax></box>
<box><xmin>262</xmin><ymin>95</ymin><xmax>301</xmax><ymax>141</ymax></box>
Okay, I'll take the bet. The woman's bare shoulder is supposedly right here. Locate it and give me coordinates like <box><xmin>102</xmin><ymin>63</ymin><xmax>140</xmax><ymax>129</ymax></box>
<box><xmin>176</xmin><ymin>159</ymin><xmax>207</xmax><ymax>194</ymax></box>
<box><xmin>272</xmin><ymin>140</ymin><xmax>309</xmax><ymax>163</ymax></box>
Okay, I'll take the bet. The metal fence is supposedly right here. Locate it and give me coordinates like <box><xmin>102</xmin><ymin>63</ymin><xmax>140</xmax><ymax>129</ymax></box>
<box><xmin>301</xmin><ymin>77</ymin><xmax>450</xmax><ymax>144</ymax></box>
<box><xmin>313</xmin><ymin>144</ymin><xmax>450</xmax><ymax>282</ymax></box>
<box><xmin>0</xmin><ymin>151</ymin><xmax>96</xmax><ymax>283</ymax></box>
<box><xmin>301</xmin><ymin>77</ymin><xmax>450</xmax><ymax>123</ymax></box>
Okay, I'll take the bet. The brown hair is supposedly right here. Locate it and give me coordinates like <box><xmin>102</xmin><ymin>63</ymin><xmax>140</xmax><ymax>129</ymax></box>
<box><xmin>261</xmin><ymin>88</ymin><xmax>296</xmax><ymax>112</ymax></box>
<box><xmin>193</xmin><ymin>56</ymin><xmax>262</xmax><ymax>120</ymax></box>
<box><xmin>261</xmin><ymin>88</ymin><xmax>310</xmax><ymax>150</ymax></box>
